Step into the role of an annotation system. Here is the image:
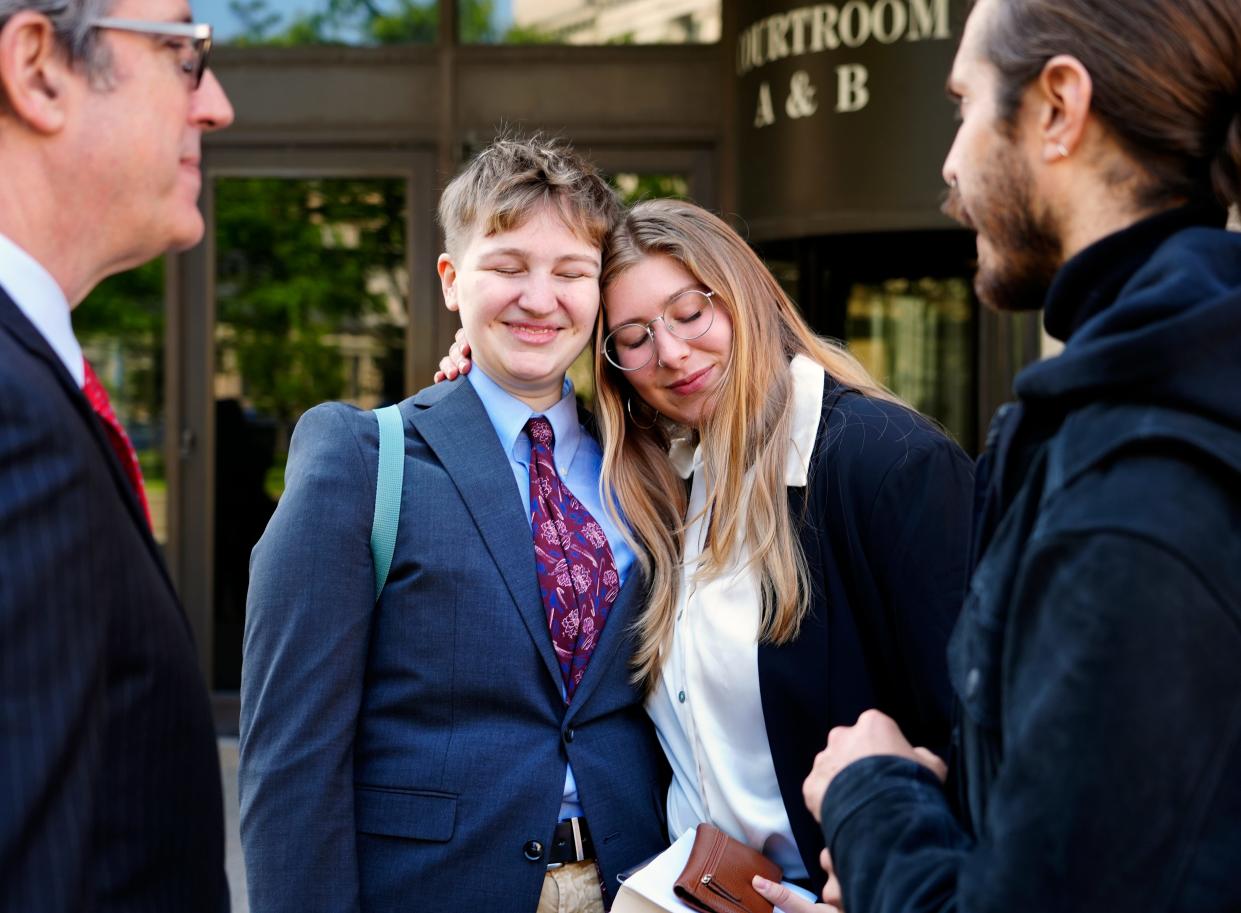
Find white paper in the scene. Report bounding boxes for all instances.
[620,829,819,912]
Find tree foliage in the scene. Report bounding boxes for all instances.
[214,177,407,425]
[228,0,560,45]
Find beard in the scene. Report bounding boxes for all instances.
[943,141,1063,313]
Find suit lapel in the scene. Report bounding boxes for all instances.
[0,289,177,600]
[410,380,563,689]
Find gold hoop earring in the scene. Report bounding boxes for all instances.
[627,396,658,431]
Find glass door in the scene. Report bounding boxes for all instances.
[210,175,411,689]
[170,148,443,701]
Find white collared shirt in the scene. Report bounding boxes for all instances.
[0,232,83,387]
[647,354,825,879]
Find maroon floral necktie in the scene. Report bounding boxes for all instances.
[527,417,620,702]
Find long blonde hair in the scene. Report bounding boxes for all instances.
[595,199,901,690]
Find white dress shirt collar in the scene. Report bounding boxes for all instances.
[0,232,84,387]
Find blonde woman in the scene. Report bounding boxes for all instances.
[439,199,972,909]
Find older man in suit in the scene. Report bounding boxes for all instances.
[240,136,669,913]
[0,0,233,911]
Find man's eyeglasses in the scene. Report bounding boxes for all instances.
[89,18,213,89]
[604,289,717,371]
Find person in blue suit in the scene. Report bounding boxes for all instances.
[240,136,669,913]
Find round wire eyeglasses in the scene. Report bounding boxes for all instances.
[603,289,716,371]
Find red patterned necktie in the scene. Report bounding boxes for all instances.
[82,359,152,529]
[527,417,620,702]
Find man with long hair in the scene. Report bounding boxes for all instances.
[801,0,1241,910]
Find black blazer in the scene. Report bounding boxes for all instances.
[758,377,974,891]
[0,289,227,912]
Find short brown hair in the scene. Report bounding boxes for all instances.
[437,133,620,257]
[982,0,1241,210]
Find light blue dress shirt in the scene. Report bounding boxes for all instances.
[467,365,635,822]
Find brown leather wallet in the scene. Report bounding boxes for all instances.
[672,823,784,913]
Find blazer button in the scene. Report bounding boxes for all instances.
[523,840,545,862]
[564,727,575,744]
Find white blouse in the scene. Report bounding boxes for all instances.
[646,354,825,879]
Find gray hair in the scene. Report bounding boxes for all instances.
[0,0,118,91]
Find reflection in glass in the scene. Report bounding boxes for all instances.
[212,177,408,688]
[196,0,436,45]
[845,277,975,446]
[77,260,169,545]
[465,0,719,44]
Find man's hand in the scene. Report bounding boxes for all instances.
[802,709,947,824]
[433,328,472,382]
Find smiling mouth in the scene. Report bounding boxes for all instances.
[506,322,561,343]
[668,365,713,394]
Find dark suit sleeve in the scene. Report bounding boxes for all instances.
[861,434,973,751]
[0,371,100,912]
[822,534,1241,913]
[240,403,378,913]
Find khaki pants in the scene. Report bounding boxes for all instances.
[536,861,605,913]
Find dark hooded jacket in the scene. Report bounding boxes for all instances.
[819,205,1241,913]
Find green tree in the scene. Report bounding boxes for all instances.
[214,177,407,426]
[227,0,561,46]
[76,260,164,422]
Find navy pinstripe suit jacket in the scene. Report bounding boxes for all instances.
[0,288,228,912]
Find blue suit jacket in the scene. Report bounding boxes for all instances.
[0,289,227,912]
[240,378,669,913]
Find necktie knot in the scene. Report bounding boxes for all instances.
[527,416,555,451]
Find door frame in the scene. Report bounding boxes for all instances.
[166,146,438,694]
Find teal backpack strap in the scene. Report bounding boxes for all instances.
[370,404,405,602]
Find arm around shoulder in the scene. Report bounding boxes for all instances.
[240,402,379,913]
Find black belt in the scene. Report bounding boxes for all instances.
[547,817,595,867]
